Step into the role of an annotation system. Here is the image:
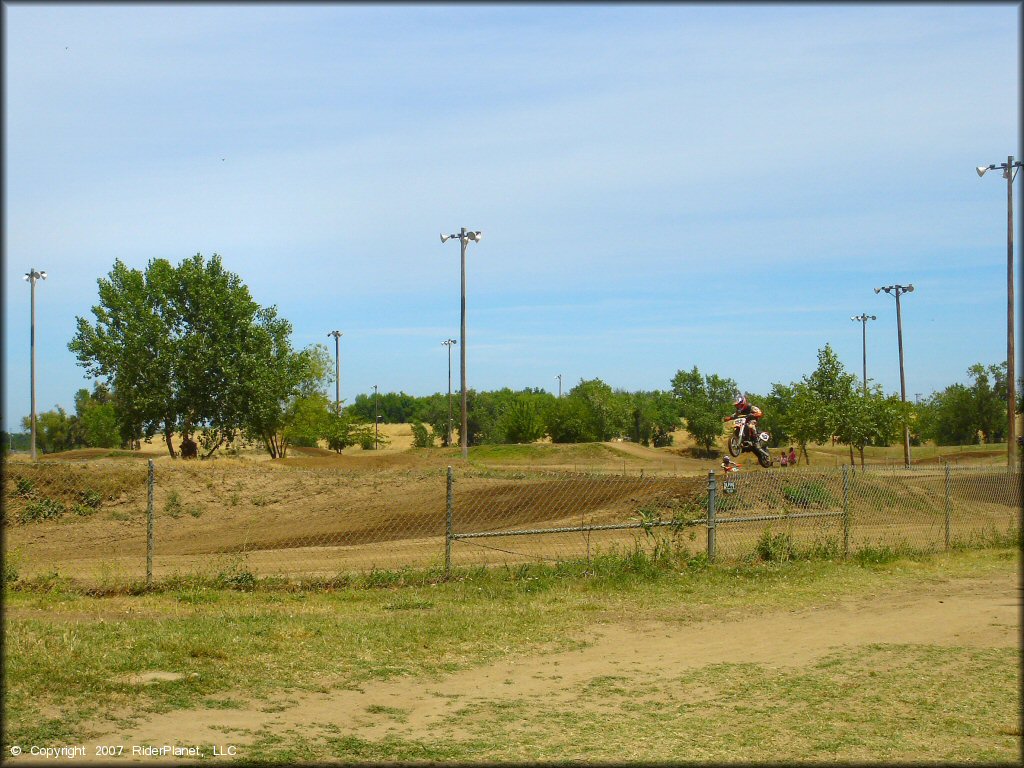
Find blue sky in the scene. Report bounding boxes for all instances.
[3,3,1020,428]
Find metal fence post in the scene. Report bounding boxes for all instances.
[944,463,951,551]
[706,470,716,563]
[147,459,154,587]
[445,466,453,577]
[842,464,850,559]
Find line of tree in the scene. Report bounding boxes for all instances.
[20,254,1021,461]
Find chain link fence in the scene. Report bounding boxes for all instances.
[3,459,1019,587]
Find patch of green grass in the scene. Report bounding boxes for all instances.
[364,703,409,721]
[201,697,246,710]
[853,541,925,566]
[164,490,183,518]
[247,732,468,764]
[437,645,1019,763]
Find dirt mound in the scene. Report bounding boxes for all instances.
[38,448,149,461]
[915,450,1004,465]
[288,446,339,458]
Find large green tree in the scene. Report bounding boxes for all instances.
[671,367,737,456]
[70,254,315,458]
[546,379,627,443]
[625,390,679,447]
[919,362,1008,446]
[21,407,76,454]
[73,383,120,448]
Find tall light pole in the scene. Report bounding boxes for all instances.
[373,384,379,451]
[556,374,562,399]
[977,156,1022,468]
[851,314,876,396]
[442,339,457,447]
[440,228,483,459]
[875,284,914,467]
[327,331,342,415]
[24,267,47,460]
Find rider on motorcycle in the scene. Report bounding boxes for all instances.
[724,395,763,447]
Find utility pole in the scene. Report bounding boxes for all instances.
[24,268,46,460]
[443,339,457,447]
[976,156,1022,468]
[556,373,562,399]
[875,284,914,468]
[373,384,379,451]
[851,314,876,396]
[440,228,482,459]
[328,331,342,415]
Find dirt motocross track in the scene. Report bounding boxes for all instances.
[4,456,709,582]
[4,434,1017,584]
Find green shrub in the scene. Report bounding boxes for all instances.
[783,481,835,508]
[410,423,434,448]
[754,529,795,562]
[19,498,66,524]
[15,477,36,497]
[79,489,102,509]
[3,549,22,583]
[804,537,842,560]
[854,542,920,565]
[165,490,183,518]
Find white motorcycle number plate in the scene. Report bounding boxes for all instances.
[734,418,746,426]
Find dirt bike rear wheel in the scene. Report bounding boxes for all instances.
[728,433,742,457]
[757,448,772,468]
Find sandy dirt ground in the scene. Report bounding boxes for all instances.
[29,568,1017,763]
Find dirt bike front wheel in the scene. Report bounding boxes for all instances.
[728,433,743,457]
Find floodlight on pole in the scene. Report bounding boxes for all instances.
[24,267,47,461]
[976,155,1022,468]
[440,227,483,460]
[556,374,562,399]
[328,331,342,415]
[851,314,876,396]
[875,284,914,467]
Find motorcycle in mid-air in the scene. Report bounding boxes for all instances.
[725,416,772,468]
